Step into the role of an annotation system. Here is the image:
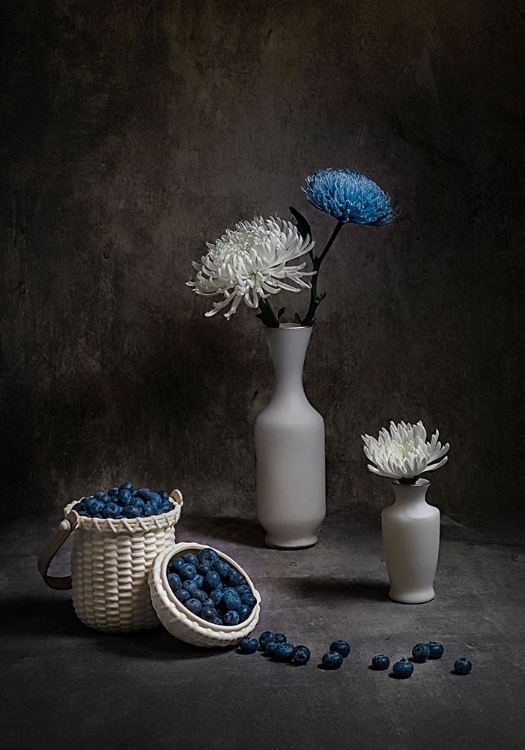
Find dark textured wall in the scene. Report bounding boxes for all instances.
[2,0,524,521]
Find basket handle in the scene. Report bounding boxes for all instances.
[38,510,79,590]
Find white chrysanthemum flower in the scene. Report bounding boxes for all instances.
[362,421,450,482]
[187,216,315,320]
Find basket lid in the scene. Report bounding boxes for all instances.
[148,542,261,647]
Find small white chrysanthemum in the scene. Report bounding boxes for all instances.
[187,216,315,320]
[362,421,449,482]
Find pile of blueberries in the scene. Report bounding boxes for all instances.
[72,483,174,519]
[240,634,473,676]
[167,548,257,627]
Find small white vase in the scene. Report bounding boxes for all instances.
[255,323,326,549]
[382,479,440,604]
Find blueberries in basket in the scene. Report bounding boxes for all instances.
[241,592,257,609]
[119,482,135,493]
[159,490,170,499]
[183,553,199,568]
[118,488,133,505]
[204,571,221,592]
[223,610,240,626]
[185,598,203,615]
[209,589,223,606]
[86,498,105,515]
[226,568,242,588]
[200,606,219,623]
[291,646,311,665]
[175,589,191,603]
[95,492,110,502]
[220,588,242,613]
[412,643,431,662]
[193,574,205,589]
[392,659,414,678]
[122,505,142,519]
[167,574,182,591]
[194,589,208,603]
[198,548,219,567]
[322,652,344,670]
[142,503,154,517]
[428,642,444,659]
[453,658,472,675]
[274,643,295,662]
[183,580,199,595]
[212,560,229,579]
[181,564,197,581]
[239,638,259,654]
[330,640,351,658]
[238,604,252,623]
[213,616,224,625]
[236,584,252,597]
[197,562,212,576]
[371,654,390,671]
[102,502,120,519]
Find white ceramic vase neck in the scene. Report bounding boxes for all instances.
[255,324,326,549]
[382,479,440,604]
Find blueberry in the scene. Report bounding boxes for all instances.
[453,658,472,675]
[170,558,185,574]
[180,563,197,581]
[142,503,154,517]
[371,654,390,671]
[92,513,103,518]
[78,510,90,517]
[159,490,170,499]
[259,631,275,649]
[95,492,110,503]
[330,640,351,658]
[291,646,311,665]
[273,633,287,644]
[200,606,219,623]
[197,562,212,576]
[167,573,182,591]
[202,596,214,608]
[136,488,152,500]
[175,589,190,603]
[102,502,120,519]
[72,502,85,513]
[148,492,162,507]
[86,498,105,515]
[226,569,242,587]
[183,580,199,595]
[119,482,135,493]
[241,593,257,609]
[274,643,294,661]
[204,571,221,592]
[117,489,133,506]
[322,652,343,670]
[428,642,444,659]
[220,588,242,613]
[392,659,414,678]
[159,501,173,514]
[198,548,219,567]
[236,585,252,597]
[212,560,230,579]
[194,589,208,603]
[132,498,144,509]
[209,589,223,606]
[185,598,202,615]
[122,505,141,518]
[412,643,431,662]
[107,486,119,496]
[213,616,224,625]
[238,604,252,623]
[239,638,259,654]
[183,552,197,567]
[223,610,240,626]
[237,575,247,586]
[193,574,204,589]
[265,641,279,656]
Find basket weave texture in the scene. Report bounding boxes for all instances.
[149,543,261,647]
[64,494,182,633]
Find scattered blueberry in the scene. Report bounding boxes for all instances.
[239,638,259,654]
[371,655,390,671]
[259,632,276,649]
[412,643,431,662]
[453,658,472,675]
[273,633,287,644]
[322,652,343,670]
[274,643,295,661]
[291,646,310,665]
[329,640,351,658]
[392,659,414,678]
[428,642,444,659]
[265,642,279,656]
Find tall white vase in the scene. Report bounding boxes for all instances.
[382,479,440,604]
[255,323,325,549]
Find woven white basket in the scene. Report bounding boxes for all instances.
[38,490,183,633]
[149,543,261,647]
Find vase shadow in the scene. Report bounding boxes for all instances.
[177,515,267,550]
[280,576,390,601]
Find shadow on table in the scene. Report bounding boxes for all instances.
[177,516,267,549]
[280,576,390,601]
[0,595,225,660]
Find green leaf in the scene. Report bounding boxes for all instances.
[277,306,286,320]
[289,206,312,241]
[293,312,303,324]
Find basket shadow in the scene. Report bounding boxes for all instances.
[280,576,390,601]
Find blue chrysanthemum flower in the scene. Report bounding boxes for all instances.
[303,168,395,226]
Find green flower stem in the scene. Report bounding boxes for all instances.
[258,297,280,328]
[301,220,344,326]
